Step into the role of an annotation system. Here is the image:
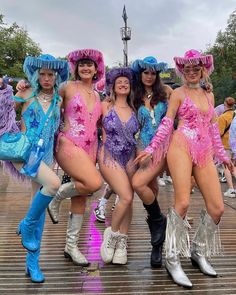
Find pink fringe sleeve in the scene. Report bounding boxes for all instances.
[209,122,229,164]
[145,116,174,164]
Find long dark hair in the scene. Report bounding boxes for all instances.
[133,70,167,111]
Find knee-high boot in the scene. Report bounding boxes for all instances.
[26,211,45,283]
[165,208,192,288]
[191,209,222,277]
[17,190,53,251]
[47,182,78,224]
[143,199,166,268]
[64,212,89,266]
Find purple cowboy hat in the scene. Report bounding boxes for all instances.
[67,48,105,82]
[174,49,214,77]
[105,67,133,95]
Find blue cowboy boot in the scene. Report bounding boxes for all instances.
[26,210,45,283]
[17,190,53,251]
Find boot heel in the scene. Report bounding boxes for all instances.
[190,257,198,268]
[16,224,21,236]
[64,251,71,259]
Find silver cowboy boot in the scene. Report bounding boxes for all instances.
[191,209,222,277]
[165,208,192,288]
[47,181,78,224]
[64,212,89,266]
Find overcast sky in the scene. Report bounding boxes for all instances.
[1,0,235,67]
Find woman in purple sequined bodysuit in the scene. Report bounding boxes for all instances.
[99,68,139,265]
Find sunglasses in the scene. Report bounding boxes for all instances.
[183,66,202,74]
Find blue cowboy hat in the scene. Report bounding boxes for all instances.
[132,56,167,73]
[23,54,69,83]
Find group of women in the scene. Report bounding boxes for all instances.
[0,47,231,288]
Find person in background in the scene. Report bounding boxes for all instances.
[218,97,236,198]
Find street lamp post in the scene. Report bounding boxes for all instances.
[120,5,131,66]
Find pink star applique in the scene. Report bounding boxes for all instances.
[75,117,84,124]
[85,139,91,146]
[74,104,82,113]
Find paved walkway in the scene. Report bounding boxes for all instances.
[0,169,236,294]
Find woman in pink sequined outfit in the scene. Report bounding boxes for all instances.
[135,49,233,288]
[47,49,105,267]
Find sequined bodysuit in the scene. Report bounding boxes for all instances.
[61,91,102,161]
[173,94,215,166]
[22,99,60,166]
[137,101,167,149]
[101,107,139,168]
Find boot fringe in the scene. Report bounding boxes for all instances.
[165,208,191,258]
[192,209,222,257]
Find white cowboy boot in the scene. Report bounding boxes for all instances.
[47,182,78,224]
[64,213,89,266]
[165,208,192,288]
[191,209,221,277]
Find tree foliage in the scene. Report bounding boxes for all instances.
[207,10,236,104]
[0,14,41,78]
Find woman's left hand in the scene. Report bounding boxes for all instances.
[224,160,234,173]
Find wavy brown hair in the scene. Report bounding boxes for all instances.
[133,70,167,111]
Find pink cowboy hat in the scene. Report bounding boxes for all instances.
[174,49,214,76]
[67,48,105,82]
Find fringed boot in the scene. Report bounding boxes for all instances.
[191,209,222,277]
[47,182,78,224]
[64,212,89,266]
[165,208,192,288]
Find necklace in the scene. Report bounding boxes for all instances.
[37,91,53,103]
[115,104,129,108]
[145,91,153,100]
[81,85,94,95]
[186,83,200,89]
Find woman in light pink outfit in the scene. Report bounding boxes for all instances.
[135,49,233,288]
[48,49,105,267]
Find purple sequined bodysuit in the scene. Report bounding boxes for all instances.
[101,107,139,168]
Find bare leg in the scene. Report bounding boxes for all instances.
[56,136,102,194]
[193,161,224,223]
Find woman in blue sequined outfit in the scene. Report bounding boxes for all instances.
[131,56,172,268]
[2,54,68,283]
[98,67,139,265]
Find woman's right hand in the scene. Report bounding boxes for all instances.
[16,80,30,92]
[133,151,152,166]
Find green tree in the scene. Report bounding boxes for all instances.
[207,10,236,104]
[0,14,41,78]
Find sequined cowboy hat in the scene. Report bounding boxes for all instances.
[131,56,168,73]
[67,48,105,82]
[105,67,133,95]
[174,49,214,77]
[23,54,69,83]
